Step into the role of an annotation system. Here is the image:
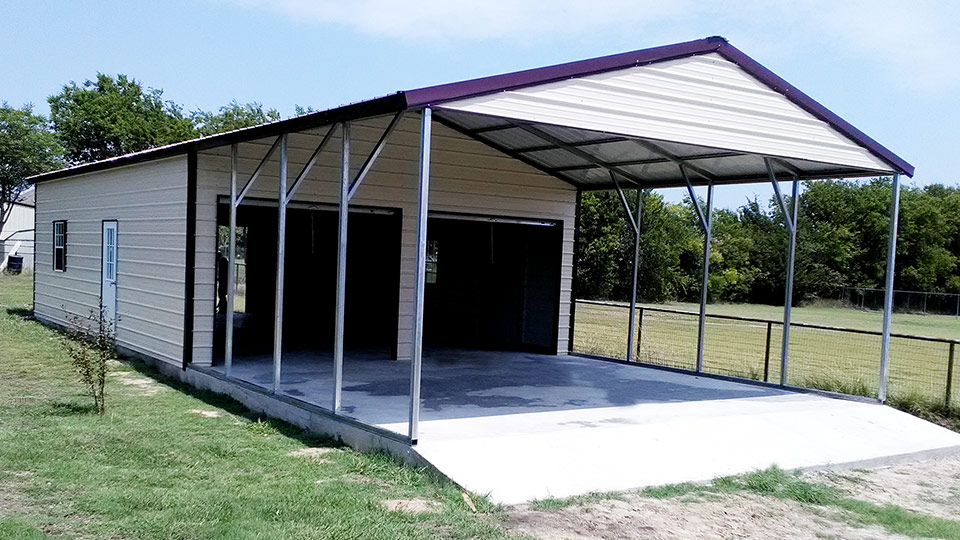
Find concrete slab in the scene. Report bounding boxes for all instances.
[212,349,960,503]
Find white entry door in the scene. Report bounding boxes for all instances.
[101,221,118,329]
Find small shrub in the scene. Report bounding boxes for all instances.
[61,308,116,415]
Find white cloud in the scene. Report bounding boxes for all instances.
[222,0,960,92]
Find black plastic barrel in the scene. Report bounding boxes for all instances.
[5,255,23,274]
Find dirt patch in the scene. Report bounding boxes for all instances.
[189,409,223,418]
[0,482,31,517]
[382,498,440,514]
[288,447,339,462]
[508,456,960,539]
[812,456,960,522]
[111,373,161,396]
[344,474,392,488]
[509,492,905,540]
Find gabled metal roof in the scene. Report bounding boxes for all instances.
[30,36,912,186]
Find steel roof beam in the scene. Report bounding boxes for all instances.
[432,113,585,189]
[551,151,744,172]
[347,111,405,200]
[630,138,722,184]
[509,121,646,186]
[511,136,630,154]
[236,135,283,205]
[287,124,339,201]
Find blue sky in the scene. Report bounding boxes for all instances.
[2,1,957,208]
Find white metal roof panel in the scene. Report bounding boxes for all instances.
[438,53,894,173]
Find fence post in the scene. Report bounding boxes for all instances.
[763,322,773,382]
[947,343,956,409]
[635,307,644,360]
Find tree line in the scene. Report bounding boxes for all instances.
[1,73,308,239]
[577,179,960,306]
[2,72,958,303]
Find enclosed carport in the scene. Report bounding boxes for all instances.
[32,36,959,503]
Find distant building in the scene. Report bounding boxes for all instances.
[1,189,35,270]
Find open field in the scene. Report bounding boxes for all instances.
[574,300,960,407]
[663,300,960,340]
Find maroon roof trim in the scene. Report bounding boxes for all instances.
[30,36,912,183]
[404,37,724,108]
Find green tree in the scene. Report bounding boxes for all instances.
[0,102,62,240]
[192,100,282,136]
[48,73,196,164]
[576,191,629,299]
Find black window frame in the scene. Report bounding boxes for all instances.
[53,220,67,272]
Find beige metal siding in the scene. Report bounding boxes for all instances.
[438,53,893,173]
[194,114,576,364]
[34,157,188,365]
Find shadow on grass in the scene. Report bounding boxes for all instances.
[113,354,475,502]
[118,355,342,450]
[46,401,97,416]
[4,306,33,319]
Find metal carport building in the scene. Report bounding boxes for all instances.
[33,36,957,502]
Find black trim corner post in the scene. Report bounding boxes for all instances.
[878,174,902,403]
[272,134,289,393]
[182,150,198,370]
[409,108,432,443]
[568,189,582,354]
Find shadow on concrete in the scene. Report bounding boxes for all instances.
[212,347,788,429]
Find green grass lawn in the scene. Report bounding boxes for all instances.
[0,272,513,539]
[574,300,960,407]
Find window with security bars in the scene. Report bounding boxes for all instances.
[53,221,67,271]
[104,226,116,281]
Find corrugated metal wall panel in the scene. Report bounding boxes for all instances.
[34,156,188,366]
[194,114,577,364]
[439,53,893,173]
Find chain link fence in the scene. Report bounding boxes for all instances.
[573,300,959,408]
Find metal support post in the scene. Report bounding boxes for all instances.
[333,124,350,412]
[695,182,714,373]
[409,108,432,442]
[879,174,901,403]
[681,165,712,373]
[946,343,955,408]
[225,144,237,377]
[611,173,642,362]
[627,190,642,362]
[272,134,289,393]
[766,159,799,386]
[780,178,799,386]
[763,321,773,382]
[635,307,644,358]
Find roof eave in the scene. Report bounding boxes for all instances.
[28,93,409,183]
